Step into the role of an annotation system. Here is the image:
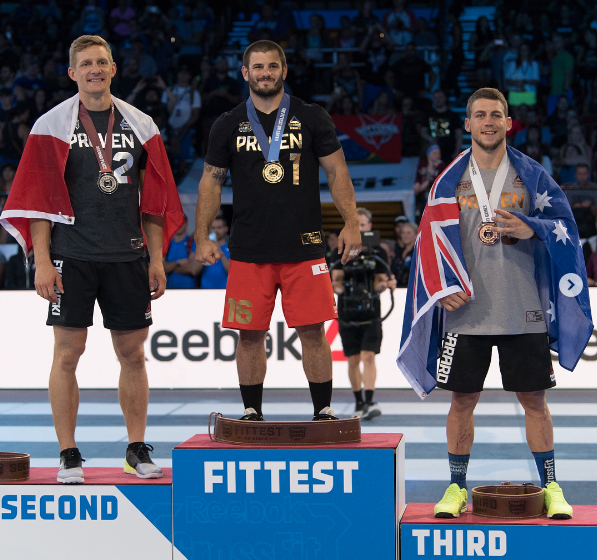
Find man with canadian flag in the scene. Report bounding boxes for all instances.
[0,35,184,484]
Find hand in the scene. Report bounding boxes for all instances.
[34,261,63,303]
[148,260,167,300]
[492,209,534,239]
[154,75,167,90]
[337,222,361,265]
[195,239,222,266]
[439,291,470,311]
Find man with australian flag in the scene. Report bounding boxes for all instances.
[397,88,593,520]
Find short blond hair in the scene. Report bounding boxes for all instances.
[69,35,113,70]
[356,207,372,223]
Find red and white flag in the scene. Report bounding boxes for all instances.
[0,93,184,255]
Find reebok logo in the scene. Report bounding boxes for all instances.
[437,333,458,383]
[312,263,328,276]
[51,260,63,316]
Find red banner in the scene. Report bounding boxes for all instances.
[332,114,402,163]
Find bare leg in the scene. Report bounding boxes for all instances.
[347,354,362,392]
[296,322,332,382]
[49,327,87,451]
[361,350,377,391]
[516,390,554,452]
[446,392,481,455]
[112,328,149,444]
[237,329,268,385]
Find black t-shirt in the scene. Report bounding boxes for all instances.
[205,96,341,263]
[426,109,462,162]
[51,107,148,262]
[203,75,241,116]
[392,57,432,97]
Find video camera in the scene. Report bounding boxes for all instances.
[331,231,394,325]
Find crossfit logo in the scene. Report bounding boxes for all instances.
[51,260,64,316]
[437,333,458,383]
[544,457,555,485]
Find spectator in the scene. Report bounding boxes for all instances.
[360,23,394,87]
[327,94,359,116]
[443,11,464,99]
[562,124,593,168]
[285,55,314,104]
[0,103,30,166]
[561,164,597,239]
[248,3,288,44]
[0,88,14,126]
[469,16,495,86]
[520,125,553,175]
[413,144,446,222]
[0,64,16,91]
[386,18,413,51]
[41,58,59,95]
[545,95,570,149]
[393,215,409,255]
[79,0,105,35]
[30,89,49,123]
[368,91,396,115]
[336,15,357,49]
[413,17,439,48]
[513,107,552,147]
[12,60,46,100]
[392,222,418,286]
[123,36,158,80]
[139,1,171,37]
[422,90,463,163]
[116,57,143,100]
[173,2,205,47]
[400,96,424,157]
[110,0,136,41]
[352,1,381,42]
[46,69,77,107]
[200,217,230,289]
[383,0,418,34]
[391,42,436,101]
[330,53,362,109]
[164,215,201,289]
[126,75,168,112]
[549,33,574,112]
[504,43,540,107]
[201,57,241,119]
[325,229,340,267]
[577,29,597,97]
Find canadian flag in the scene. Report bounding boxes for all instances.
[0,94,184,255]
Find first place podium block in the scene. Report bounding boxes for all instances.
[172,433,405,560]
[400,503,597,559]
[0,468,174,559]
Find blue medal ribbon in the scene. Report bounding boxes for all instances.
[246,93,290,162]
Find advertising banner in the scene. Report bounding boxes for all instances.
[1,290,596,390]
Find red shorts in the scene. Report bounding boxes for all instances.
[223,258,338,330]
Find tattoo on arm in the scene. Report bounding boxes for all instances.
[204,163,228,186]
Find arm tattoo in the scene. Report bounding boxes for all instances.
[204,163,228,187]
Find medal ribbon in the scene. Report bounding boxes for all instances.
[469,152,509,224]
[78,101,115,173]
[246,93,290,162]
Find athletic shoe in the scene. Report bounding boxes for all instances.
[362,403,382,420]
[313,406,338,420]
[57,447,85,484]
[434,483,468,518]
[124,442,163,479]
[544,481,573,519]
[239,407,264,421]
[353,403,367,418]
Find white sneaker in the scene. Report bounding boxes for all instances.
[362,403,382,420]
[313,406,338,420]
[57,448,85,484]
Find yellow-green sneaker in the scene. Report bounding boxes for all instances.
[544,481,573,519]
[434,483,468,518]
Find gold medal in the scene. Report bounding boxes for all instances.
[478,222,499,245]
[263,161,284,183]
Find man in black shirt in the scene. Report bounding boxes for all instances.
[195,40,361,421]
[422,89,463,162]
[4,35,183,484]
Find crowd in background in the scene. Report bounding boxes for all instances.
[1,0,597,289]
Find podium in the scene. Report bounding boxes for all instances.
[400,503,597,559]
[0,468,173,558]
[172,433,405,560]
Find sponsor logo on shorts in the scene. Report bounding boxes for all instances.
[51,260,63,316]
[437,332,458,384]
[526,310,544,322]
[145,304,152,320]
[456,180,472,192]
[239,122,252,133]
[312,263,329,276]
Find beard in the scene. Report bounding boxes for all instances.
[472,130,506,153]
[248,74,284,99]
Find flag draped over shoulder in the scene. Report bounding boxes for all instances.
[397,146,593,399]
[0,94,184,256]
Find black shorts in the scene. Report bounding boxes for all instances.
[46,254,153,331]
[338,319,383,357]
[436,332,555,393]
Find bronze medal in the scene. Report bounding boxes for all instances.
[263,161,284,183]
[478,222,499,245]
[98,171,118,194]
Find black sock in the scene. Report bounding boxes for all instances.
[239,383,264,415]
[365,390,374,404]
[309,380,333,415]
[354,390,364,407]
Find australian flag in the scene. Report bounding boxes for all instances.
[397,146,593,399]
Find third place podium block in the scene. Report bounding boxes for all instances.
[172,433,405,560]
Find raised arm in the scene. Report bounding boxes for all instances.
[194,162,227,265]
[319,148,361,264]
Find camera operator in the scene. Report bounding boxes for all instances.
[331,208,396,419]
